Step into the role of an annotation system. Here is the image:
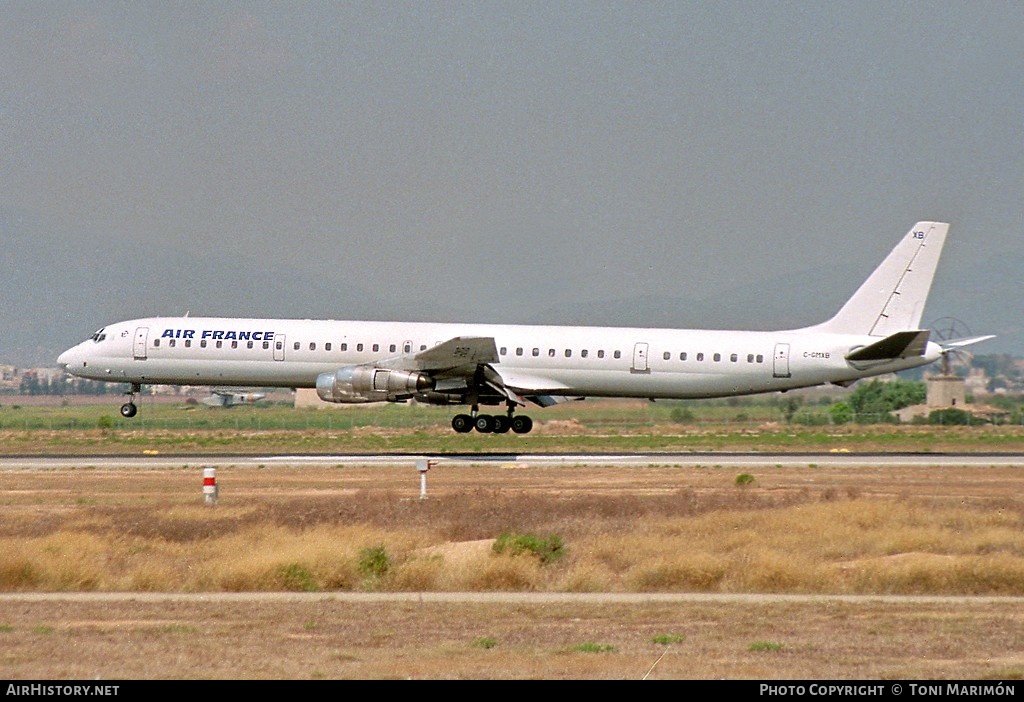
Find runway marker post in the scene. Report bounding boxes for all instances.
[416,459,436,500]
[203,467,218,505]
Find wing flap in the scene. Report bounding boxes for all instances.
[495,370,572,394]
[480,367,575,408]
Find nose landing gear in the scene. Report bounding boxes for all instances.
[120,383,141,418]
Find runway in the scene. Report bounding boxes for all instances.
[3,450,1024,470]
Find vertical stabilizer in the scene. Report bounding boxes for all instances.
[808,222,949,336]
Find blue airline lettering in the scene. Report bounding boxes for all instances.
[161,329,274,341]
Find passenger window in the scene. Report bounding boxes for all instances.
[516,347,524,356]
[390,344,396,353]
[581,349,588,358]
[532,348,540,357]
[747,354,754,363]
[169,339,176,348]
[153,339,160,347]
[325,343,332,351]
[357,343,363,352]
[680,352,687,361]
[696,352,704,361]
[216,340,223,349]
[201,340,207,348]
[500,347,507,355]
[756,354,764,363]
[309,343,316,351]
[730,353,738,362]
[713,353,721,362]
[663,351,670,361]
[372,344,379,352]
[597,350,605,359]
[185,340,191,348]
[293,342,300,351]
[247,341,254,349]
[341,343,347,351]
[263,341,270,350]
[548,349,555,357]
[231,341,237,349]
[614,350,621,359]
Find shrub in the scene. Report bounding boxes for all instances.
[275,563,318,592]
[928,408,974,425]
[735,473,755,487]
[652,634,686,645]
[358,544,392,578]
[670,407,695,423]
[492,532,564,565]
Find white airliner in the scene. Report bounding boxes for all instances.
[57,221,993,434]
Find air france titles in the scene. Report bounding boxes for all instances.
[160,329,276,341]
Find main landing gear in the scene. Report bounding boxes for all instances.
[451,404,534,434]
[120,383,141,418]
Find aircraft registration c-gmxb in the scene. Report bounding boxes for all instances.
[58,221,994,434]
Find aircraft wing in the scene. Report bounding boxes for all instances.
[376,336,577,408]
[380,336,499,373]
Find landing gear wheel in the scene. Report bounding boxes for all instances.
[474,414,496,433]
[492,415,511,434]
[451,414,474,433]
[511,415,533,434]
[121,383,142,419]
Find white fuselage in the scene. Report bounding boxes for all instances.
[57,316,943,400]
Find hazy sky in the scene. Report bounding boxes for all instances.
[1,2,1022,365]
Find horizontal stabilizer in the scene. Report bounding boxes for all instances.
[845,330,931,362]
[939,334,996,351]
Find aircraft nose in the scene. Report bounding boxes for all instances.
[57,345,83,370]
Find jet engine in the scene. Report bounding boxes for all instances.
[316,366,434,403]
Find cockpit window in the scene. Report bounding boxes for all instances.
[91,328,107,343]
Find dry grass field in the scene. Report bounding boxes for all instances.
[1,452,1024,680]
